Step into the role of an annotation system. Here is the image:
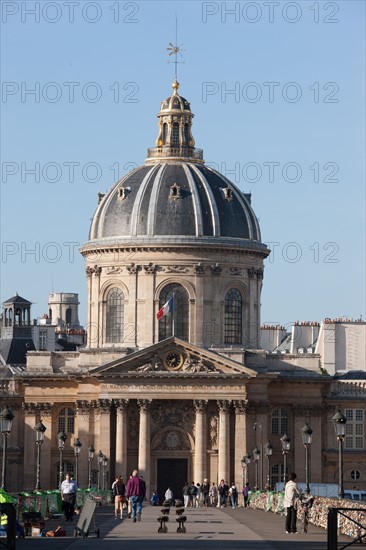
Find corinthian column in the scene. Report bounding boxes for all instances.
[217,400,230,483]
[115,400,129,481]
[138,399,152,497]
[233,400,247,491]
[194,400,207,483]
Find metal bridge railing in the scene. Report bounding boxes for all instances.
[327,507,366,550]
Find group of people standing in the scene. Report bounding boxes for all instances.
[181,480,249,509]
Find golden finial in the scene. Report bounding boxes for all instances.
[172,80,180,94]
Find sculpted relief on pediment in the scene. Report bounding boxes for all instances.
[135,352,220,374]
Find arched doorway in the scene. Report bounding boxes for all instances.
[151,427,192,504]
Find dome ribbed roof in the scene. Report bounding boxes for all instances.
[85,81,267,254]
[89,163,263,246]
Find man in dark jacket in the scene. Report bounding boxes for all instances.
[125,469,146,523]
[218,479,229,508]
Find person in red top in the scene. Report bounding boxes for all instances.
[125,469,146,523]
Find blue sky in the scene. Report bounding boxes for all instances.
[1,0,365,327]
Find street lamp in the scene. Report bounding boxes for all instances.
[57,430,67,486]
[241,452,251,488]
[280,434,291,484]
[73,438,82,485]
[252,447,260,490]
[34,420,47,491]
[0,406,14,490]
[264,441,273,490]
[88,445,95,489]
[97,450,103,490]
[301,423,313,495]
[102,455,108,490]
[332,410,347,499]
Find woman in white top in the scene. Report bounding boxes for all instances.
[284,472,300,534]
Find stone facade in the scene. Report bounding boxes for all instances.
[1,79,365,498]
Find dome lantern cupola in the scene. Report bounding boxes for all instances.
[146,80,204,164]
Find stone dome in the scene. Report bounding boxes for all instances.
[86,80,267,255]
[89,163,263,247]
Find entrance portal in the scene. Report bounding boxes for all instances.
[157,458,188,505]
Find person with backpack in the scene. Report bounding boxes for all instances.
[201,479,210,508]
[189,481,197,507]
[112,475,125,519]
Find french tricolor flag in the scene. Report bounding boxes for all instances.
[156,297,173,320]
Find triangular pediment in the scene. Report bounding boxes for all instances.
[89,338,257,378]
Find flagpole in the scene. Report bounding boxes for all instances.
[172,293,175,337]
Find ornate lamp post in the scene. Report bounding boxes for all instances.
[73,438,82,484]
[97,450,103,490]
[102,455,108,490]
[34,420,47,491]
[252,447,260,490]
[241,452,251,488]
[301,423,313,494]
[264,441,274,490]
[57,430,67,486]
[280,434,291,484]
[0,405,14,490]
[332,410,347,499]
[87,445,95,489]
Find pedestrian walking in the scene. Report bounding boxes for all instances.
[60,472,78,521]
[209,482,218,507]
[229,483,238,508]
[112,475,125,519]
[125,469,146,523]
[243,482,250,508]
[188,481,197,507]
[182,482,190,508]
[218,479,229,508]
[201,479,210,508]
[284,472,301,534]
[164,487,174,506]
[195,483,201,507]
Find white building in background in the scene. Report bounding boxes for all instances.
[260,319,366,375]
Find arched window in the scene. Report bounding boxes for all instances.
[158,283,189,341]
[106,288,124,343]
[162,123,168,144]
[172,123,179,146]
[66,307,72,325]
[184,123,190,144]
[271,409,288,435]
[224,288,242,344]
[58,407,75,434]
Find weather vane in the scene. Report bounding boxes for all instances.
[167,17,185,81]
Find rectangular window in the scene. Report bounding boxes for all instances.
[58,418,66,433]
[344,409,364,449]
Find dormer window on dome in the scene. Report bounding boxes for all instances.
[169,183,181,200]
[146,80,204,164]
[221,187,233,202]
[117,186,131,201]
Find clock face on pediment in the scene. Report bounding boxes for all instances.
[163,349,185,371]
